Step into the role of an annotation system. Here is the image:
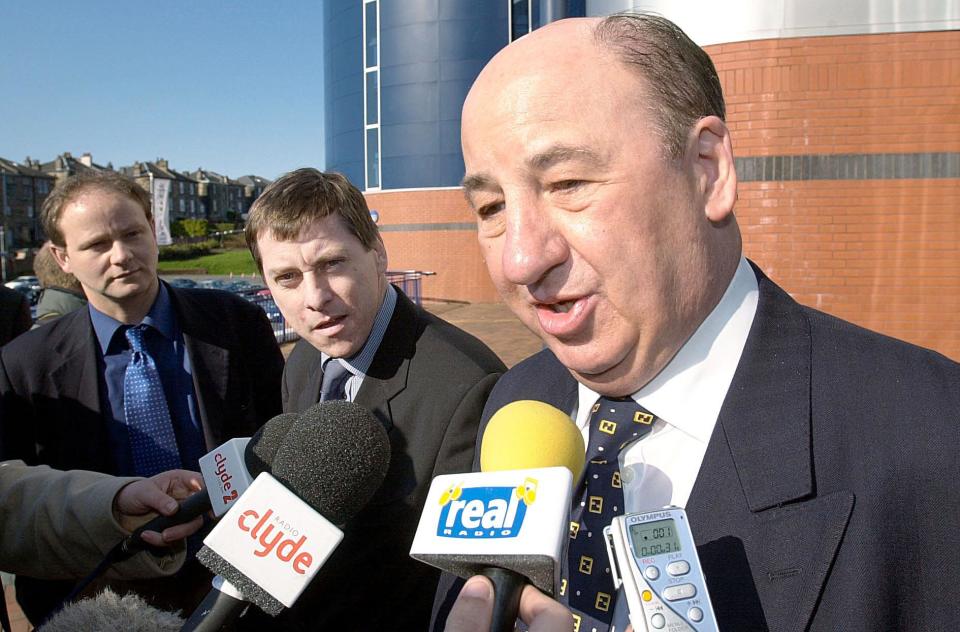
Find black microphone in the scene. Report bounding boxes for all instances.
[116,412,300,561]
[182,401,391,630]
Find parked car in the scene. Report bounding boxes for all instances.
[4,275,39,291]
[167,278,198,289]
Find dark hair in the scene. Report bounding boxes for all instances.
[594,13,726,159]
[245,169,380,273]
[40,171,152,247]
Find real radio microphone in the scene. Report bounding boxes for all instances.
[186,400,391,628]
[411,400,584,632]
[116,411,301,561]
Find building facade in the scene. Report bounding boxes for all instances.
[0,157,55,247]
[323,0,960,361]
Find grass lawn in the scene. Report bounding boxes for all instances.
[157,248,259,276]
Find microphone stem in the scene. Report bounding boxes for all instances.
[179,588,247,632]
[481,567,525,632]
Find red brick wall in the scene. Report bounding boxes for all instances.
[707,30,960,360]
[364,189,500,302]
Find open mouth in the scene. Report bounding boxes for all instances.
[546,300,577,313]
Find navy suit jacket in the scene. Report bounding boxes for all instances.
[243,288,506,631]
[0,283,284,471]
[435,263,960,631]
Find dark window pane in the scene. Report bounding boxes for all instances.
[365,1,378,68]
[366,129,380,189]
[366,71,378,125]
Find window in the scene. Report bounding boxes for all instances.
[363,0,381,190]
[179,182,184,195]
[366,128,380,190]
[179,199,185,214]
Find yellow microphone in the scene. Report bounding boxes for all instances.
[480,400,585,480]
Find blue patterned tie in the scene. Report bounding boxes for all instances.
[563,397,656,632]
[320,358,351,401]
[124,325,182,476]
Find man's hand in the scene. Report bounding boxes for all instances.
[113,469,204,548]
[444,576,574,632]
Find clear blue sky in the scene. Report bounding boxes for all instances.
[0,2,325,181]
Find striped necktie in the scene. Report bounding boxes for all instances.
[563,396,656,632]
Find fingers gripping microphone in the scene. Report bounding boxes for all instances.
[186,401,391,628]
[115,412,300,561]
[411,400,585,632]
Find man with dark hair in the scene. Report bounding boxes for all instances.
[434,14,960,632]
[33,240,87,326]
[0,170,284,623]
[241,168,506,630]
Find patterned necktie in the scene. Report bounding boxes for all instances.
[563,396,656,632]
[124,325,182,477]
[320,358,351,401]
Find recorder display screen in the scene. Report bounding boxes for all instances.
[629,518,682,557]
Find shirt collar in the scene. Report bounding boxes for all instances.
[575,256,759,444]
[321,283,397,378]
[89,281,176,354]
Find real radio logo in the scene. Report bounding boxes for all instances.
[436,476,538,539]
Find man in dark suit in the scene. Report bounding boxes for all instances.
[241,168,506,630]
[0,284,32,345]
[0,171,283,623]
[435,14,960,632]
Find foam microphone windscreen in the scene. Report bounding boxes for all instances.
[244,412,301,476]
[270,400,391,525]
[197,401,392,615]
[480,400,585,479]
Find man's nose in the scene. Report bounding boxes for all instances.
[500,196,568,287]
[110,241,132,265]
[303,274,331,311]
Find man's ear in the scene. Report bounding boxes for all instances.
[50,244,71,273]
[373,237,388,274]
[691,116,737,224]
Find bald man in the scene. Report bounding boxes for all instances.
[434,14,960,632]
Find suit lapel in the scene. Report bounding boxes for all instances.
[169,287,230,449]
[687,264,853,632]
[50,309,101,415]
[354,289,420,433]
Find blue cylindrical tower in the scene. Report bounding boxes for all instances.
[323,0,509,190]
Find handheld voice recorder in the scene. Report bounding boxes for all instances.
[603,507,718,631]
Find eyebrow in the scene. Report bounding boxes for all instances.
[528,145,607,171]
[461,144,608,195]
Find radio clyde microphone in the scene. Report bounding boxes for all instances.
[184,400,391,629]
[410,400,585,632]
[115,412,301,561]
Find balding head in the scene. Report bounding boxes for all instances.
[461,15,740,395]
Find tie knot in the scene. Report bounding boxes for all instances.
[320,359,352,401]
[587,396,656,455]
[125,325,149,352]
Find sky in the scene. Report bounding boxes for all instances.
[0,2,326,181]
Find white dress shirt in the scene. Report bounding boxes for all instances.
[573,257,759,513]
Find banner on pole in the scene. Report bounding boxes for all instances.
[153,178,173,246]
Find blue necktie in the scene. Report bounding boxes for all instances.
[320,358,351,401]
[563,396,656,632]
[124,325,182,476]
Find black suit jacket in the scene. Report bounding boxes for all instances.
[434,264,960,631]
[251,288,505,631]
[0,283,284,470]
[0,285,32,347]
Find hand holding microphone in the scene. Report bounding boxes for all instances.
[411,400,585,632]
[113,469,204,548]
[445,576,575,632]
